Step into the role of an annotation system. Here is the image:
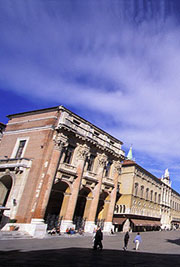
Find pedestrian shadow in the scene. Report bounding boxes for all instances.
[0,247,180,267]
[166,238,180,246]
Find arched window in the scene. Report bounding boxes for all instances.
[146,188,149,200]
[150,190,153,201]
[119,205,122,213]
[134,183,138,197]
[154,192,157,203]
[158,194,161,204]
[140,186,144,198]
[114,205,119,213]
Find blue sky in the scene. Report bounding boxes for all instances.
[1,0,180,192]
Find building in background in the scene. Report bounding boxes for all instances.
[114,149,180,232]
[0,106,124,237]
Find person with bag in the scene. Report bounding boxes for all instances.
[134,232,142,251]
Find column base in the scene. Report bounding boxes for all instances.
[103,222,114,233]
[84,221,96,233]
[30,218,47,238]
[60,220,75,232]
[31,218,45,224]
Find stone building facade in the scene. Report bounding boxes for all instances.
[114,160,180,231]
[0,122,6,144]
[1,105,180,236]
[0,106,125,236]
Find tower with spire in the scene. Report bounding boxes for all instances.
[126,146,135,162]
[161,168,171,187]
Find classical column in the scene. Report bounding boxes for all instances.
[32,132,68,222]
[59,191,71,219]
[60,143,89,231]
[83,195,93,219]
[104,161,121,232]
[84,153,107,232]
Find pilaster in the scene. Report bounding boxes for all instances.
[85,153,107,224]
[63,144,90,222]
[32,132,68,220]
[105,161,121,223]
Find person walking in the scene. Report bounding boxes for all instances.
[123,231,130,250]
[93,227,103,250]
[134,232,142,251]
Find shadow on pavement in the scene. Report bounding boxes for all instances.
[0,247,180,267]
[166,238,180,246]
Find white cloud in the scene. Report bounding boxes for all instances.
[1,0,180,189]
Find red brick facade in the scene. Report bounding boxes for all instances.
[0,106,124,234]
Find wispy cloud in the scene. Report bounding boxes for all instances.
[1,0,180,189]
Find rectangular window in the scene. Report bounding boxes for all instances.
[73,119,80,125]
[63,145,75,164]
[158,194,161,204]
[87,154,95,171]
[141,186,144,198]
[105,161,112,177]
[15,140,26,158]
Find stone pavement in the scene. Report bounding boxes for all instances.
[0,231,180,266]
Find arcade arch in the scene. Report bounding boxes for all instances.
[0,175,13,206]
[44,180,70,229]
[96,191,110,228]
[73,187,92,229]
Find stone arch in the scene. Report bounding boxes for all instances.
[44,180,70,229]
[73,187,92,229]
[96,191,110,221]
[0,174,13,207]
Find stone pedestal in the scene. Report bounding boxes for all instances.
[30,218,47,238]
[1,219,47,238]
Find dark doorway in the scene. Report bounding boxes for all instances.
[44,181,69,230]
[73,187,90,230]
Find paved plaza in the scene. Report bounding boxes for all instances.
[0,231,180,266]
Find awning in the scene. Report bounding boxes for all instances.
[153,221,161,226]
[131,219,160,226]
[113,218,126,224]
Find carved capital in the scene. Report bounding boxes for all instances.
[54,133,68,150]
[97,153,107,167]
[76,144,90,161]
[113,160,122,175]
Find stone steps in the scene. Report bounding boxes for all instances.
[0,231,33,240]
